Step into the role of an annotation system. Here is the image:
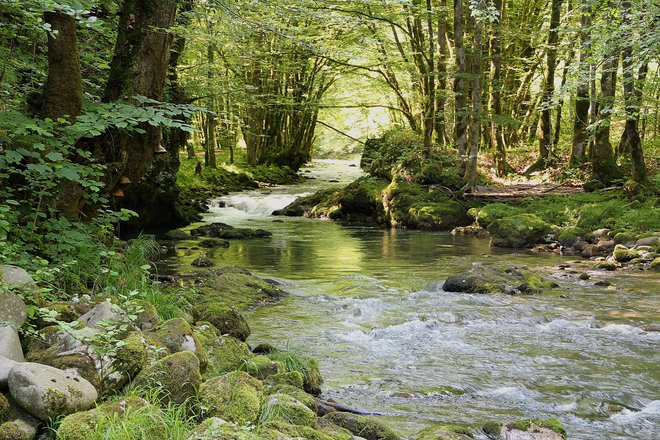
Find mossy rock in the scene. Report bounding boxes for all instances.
[504,418,566,440]
[650,257,660,271]
[612,244,642,263]
[613,232,636,245]
[480,421,502,437]
[190,222,272,239]
[244,356,285,380]
[557,226,585,247]
[188,417,259,440]
[260,393,317,427]
[114,332,149,379]
[164,229,191,240]
[197,271,286,312]
[488,214,552,248]
[132,300,160,331]
[56,396,153,440]
[321,412,401,440]
[199,238,230,248]
[25,348,102,392]
[133,351,202,405]
[199,371,263,425]
[195,302,251,341]
[315,417,355,440]
[261,421,335,440]
[0,395,9,422]
[264,384,316,412]
[443,264,556,295]
[205,336,253,375]
[264,371,305,389]
[147,317,207,368]
[596,261,617,271]
[415,424,473,439]
[265,350,323,396]
[0,421,31,440]
[468,204,517,229]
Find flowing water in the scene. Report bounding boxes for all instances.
[161,160,659,439]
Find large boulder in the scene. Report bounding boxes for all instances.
[198,371,263,425]
[0,292,27,329]
[260,393,317,427]
[0,327,23,362]
[321,412,400,440]
[0,357,19,390]
[443,264,556,295]
[8,363,97,421]
[190,222,272,239]
[488,214,552,248]
[612,244,642,263]
[415,425,472,440]
[194,323,253,376]
[0,266,34,289]
[195,303,251,342]
[78,300,131,332]
[188,417,259,440]
[0,395,40,440]
[132,351,202,405]
[147,318,207,368]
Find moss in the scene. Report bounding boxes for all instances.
[488,214,552,248]
[199,371,263,425]
[443,264,555,295]
[197,271,286,312]
[613,244,642,263]
[205,335,253,376]
[321,412,400,440]
[613,232,636,245]
[132,300,160,330]
[264,371,305,389]
[163,229,191,240]
[596,261,617,271]
[114,332,149,378]
[261,421,335,440]
[536,418,567,438]
[189,417,258,440]
[195,302,251,342]
[265,384,316,412]
[147,317,207,367]
[260,393,317,427]
[415,425,473,440]
[0,394,9,422]
[651,257,660,271]
[265,350,323,396]
[132,351,202,405]
[507,420,531,432]
[0,422,31,440]
[315,417,355,440]
[480,421,502,437]
[244,356,285,380]
[468,203,516,228]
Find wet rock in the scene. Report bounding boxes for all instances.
[500,418,566,440]
[488,214,552,248]
[190,222,272,239]
[443,264,555,295]
[0,327,23,363]
[651,257,660,271]
[613,244,641,263]
[321,412,400,440]
[192,257,214,267]
[199,371,263,425]
[572,240,589,252]
[0,266,34,289]
[636,236,659,247]
[578,273,590,280]
[133,351,202,405]
[595,239,615,253]
[594,280,612,287]
[0,292,27,329]
[596,261,617,271]
[8,362,97,421]
[199,238,230,248]
[163,229,191,240]
[415,425,472,440]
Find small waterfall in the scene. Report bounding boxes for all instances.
[217,193,308,217]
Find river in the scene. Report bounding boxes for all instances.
[160,160,659,439]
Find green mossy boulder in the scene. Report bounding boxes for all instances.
[415,424,473,439]
[443,264,556,295]
[190,222,272,239]
[199,371,263,425]
[265,350,323,396]
[244,356,285,380]
[206,337,253,375]
[147,318,207,368]
[113,332,149,380]
[132,351,202,405]
[264,384,316,412]
[488,214,552,248]
[272,188,339,217]
[188,417,259,440]
[321,412,401,440]
[0,422,31,440]
[196,270,286,312]
[596,261,617,271]
[264,371,305,389]
[468,204,516,229]
[503,418,566,440]
[613,232,636,245]
[132,300,160,331]
[199,238,230,248]
[195,302,251,341]
[0,394,9,422]
[164,229,191,240]
[650,257,660,271]
[261,421,335,440]
[56,397,153,440]
[612,244,642,263]
[260,393,317,427]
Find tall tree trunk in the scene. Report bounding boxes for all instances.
[102,0,177,191]
[571,3,591,166]
[618,0,647,182]
[205,46,217,169]
[423,0,435,156]
[42,11,82,121]
[464,8,482,190]
[454,0,469,163]
[489,0,508,176]
[434,1,449,147]
[529,0,562,174]
[592,53,622,184]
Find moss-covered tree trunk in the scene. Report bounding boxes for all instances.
[42,11,82,121]
[592,53,622,185]
[571,5,591,166]
[489,0,508,176]
[101,0,177,193]
[453,0,469,164]
[463,7,482,190]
